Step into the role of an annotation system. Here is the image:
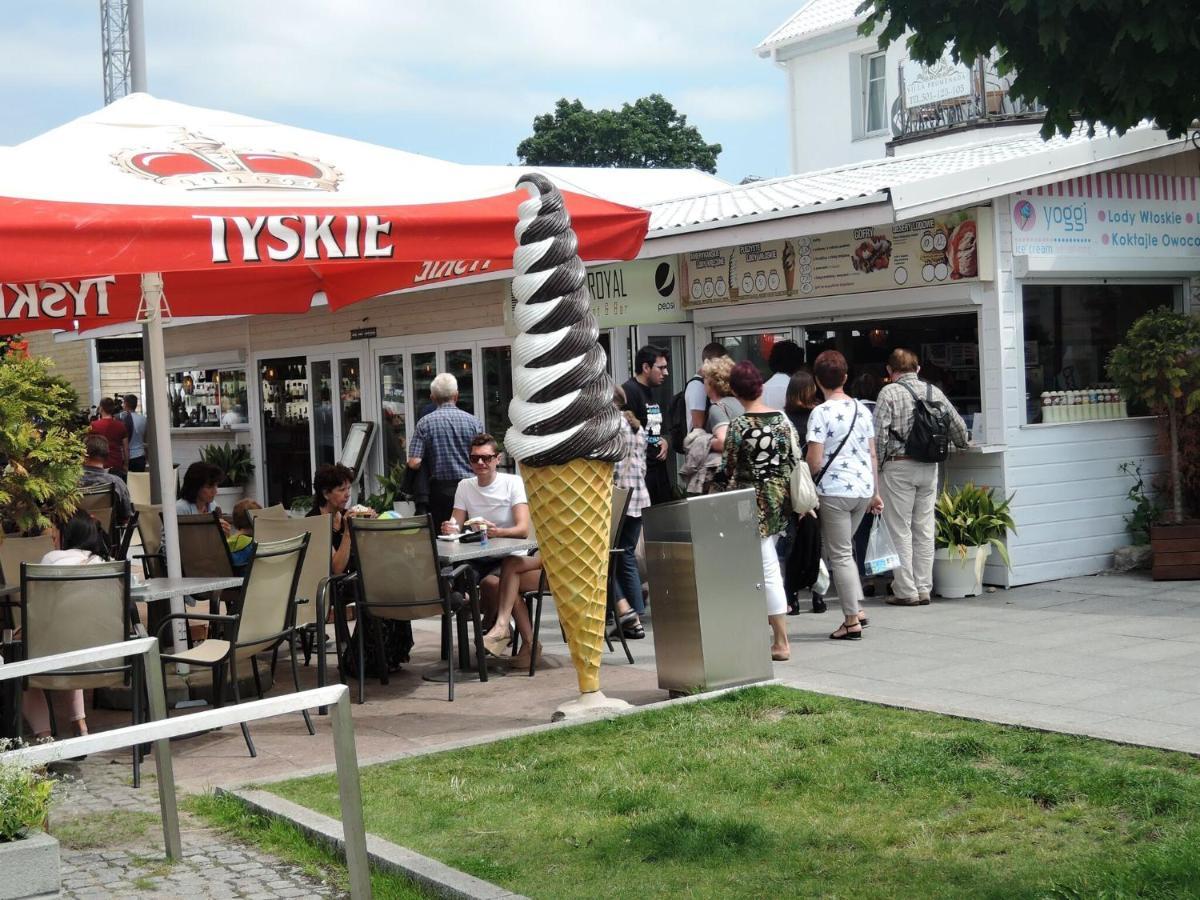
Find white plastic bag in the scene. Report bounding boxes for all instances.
[864,515,900,576]
[813,559,831,595]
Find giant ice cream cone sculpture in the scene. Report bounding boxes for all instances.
[505,173,624,698]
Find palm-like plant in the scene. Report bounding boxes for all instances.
[934,482,1016,567]
[198,442,254,486]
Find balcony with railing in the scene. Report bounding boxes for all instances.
[892,51,1045,143]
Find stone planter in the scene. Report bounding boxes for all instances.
[1151,521,1200,581]
[933,544,991,598]
[0,829,60,899]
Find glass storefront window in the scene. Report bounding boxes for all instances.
[719,331,791,378]
[311,360,335,468]
[446,348,474,415]
[339,357,363,429]
[166,367,247,428]
[259,356,312,507]
[378,354,407,472]
[482,345,513,445]
[412,351,436,420]
[1022,283,1174,423]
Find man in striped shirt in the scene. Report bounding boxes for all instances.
[873,348,969,606]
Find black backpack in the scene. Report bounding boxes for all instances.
[893,381,950,462]
[668,375,706,455]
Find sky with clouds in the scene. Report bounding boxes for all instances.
[0,1,805,185]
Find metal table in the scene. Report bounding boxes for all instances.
[436,536,538,563]
[423,536,540,681]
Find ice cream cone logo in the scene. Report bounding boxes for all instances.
[1014,199,1037,231]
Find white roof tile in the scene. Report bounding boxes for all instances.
[646,126,1176,234]
[756,0,867,54]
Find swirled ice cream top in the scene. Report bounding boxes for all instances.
[504,173,622,467]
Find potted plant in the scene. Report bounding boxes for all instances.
[198,441,255,508]
[0,351,85,536]
[1107,308,1200,580]
[933,482,1016,598]
[0,749,60,899]
[364,464,415,516]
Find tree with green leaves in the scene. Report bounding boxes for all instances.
[859,0,1200,139]
[0,351,85,534]
[517,95,721,173]
[1107,309,1200,524]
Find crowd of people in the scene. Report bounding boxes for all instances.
[634,339,969,657]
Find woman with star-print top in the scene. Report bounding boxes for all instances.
[806,350,883,641]
[721,360,798,663]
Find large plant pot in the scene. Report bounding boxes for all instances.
[933,544,992,598]
[1151,520,1200,581]
[0,829,60,899]
[215,485,244,510]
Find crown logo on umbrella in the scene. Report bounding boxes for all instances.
[113,129,341,192]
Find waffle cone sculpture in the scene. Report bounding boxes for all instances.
[505,173,623,695]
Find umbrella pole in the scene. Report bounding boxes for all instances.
[141,273,189,667]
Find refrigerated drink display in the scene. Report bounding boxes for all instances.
[167,367,247,428]
[259,356,312,507]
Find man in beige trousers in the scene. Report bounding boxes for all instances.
[873,348,969,605]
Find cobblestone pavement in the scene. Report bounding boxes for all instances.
[49,757,343,899]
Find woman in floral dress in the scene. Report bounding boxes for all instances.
[721,360,798,661]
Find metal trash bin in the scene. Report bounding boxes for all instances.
[642,489,772,694]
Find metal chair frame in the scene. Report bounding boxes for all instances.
[345,515,483,703]
[156,533,312,757]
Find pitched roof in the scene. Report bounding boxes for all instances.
[646,125,1184,235]
[756,0,867,54]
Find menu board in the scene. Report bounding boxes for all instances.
[682,208,991,309]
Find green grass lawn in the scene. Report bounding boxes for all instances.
[260,686,1200,899]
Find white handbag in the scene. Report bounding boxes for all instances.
[787,425,818,515]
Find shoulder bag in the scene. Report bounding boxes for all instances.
[787,424,818,515]
[814,401,860,487]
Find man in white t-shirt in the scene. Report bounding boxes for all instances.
[685,342,730,430]
[442,433,543,667]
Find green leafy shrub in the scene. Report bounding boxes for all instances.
[0,352,85,534]
[1119,460,1161,546]
[935,482,1016,566]
[1108,309,1200,524]
[363,464,411,514]
[0,751,55,841]
[198,442,254,487]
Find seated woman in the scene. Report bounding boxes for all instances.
[440,433,543,669]
[177,461,230,534]
[308,463,376,575]
[22,510,114,741]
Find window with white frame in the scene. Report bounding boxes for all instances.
[861,51,887,135]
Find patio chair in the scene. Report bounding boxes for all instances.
[522,486,633,677]
[247,504,288,525]
[127,471,152,508]
[0,534,55,630]
[156,533,311,757]
[177,512,242,616]
[20,559,145,784]
[79,482,117,547]
[133,503,166,579]
[345,515,483,703]
[253,514,348,675]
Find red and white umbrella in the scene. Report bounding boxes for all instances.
[0,94,648,589]
[0,94,646,329]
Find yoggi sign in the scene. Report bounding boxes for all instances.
[1012,174,1200,258]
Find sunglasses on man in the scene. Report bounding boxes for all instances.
[469,453,497,463]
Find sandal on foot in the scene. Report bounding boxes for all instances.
[618,611,645,640]
[858,616,869,628]
[829,624,863,641]
[771,650,790,662]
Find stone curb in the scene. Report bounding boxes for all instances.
[233,678,779,790]
[218,787,527,900]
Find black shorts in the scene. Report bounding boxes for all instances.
[469,559,501,583]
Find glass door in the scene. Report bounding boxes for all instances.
[377,352,409,474]
[716,328,797,378]
[259,355,312,507]
[311,360,336,469]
